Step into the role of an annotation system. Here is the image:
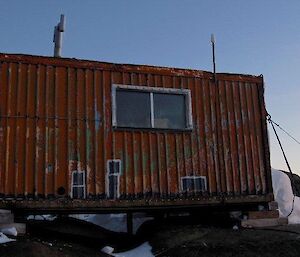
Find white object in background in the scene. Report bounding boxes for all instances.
[232,225,239,230]
[271,168,300,224]
[0,232,15,244]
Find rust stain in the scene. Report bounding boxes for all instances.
[0,53,271,209]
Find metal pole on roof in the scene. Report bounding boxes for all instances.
[53,14,66,57]
[211,33,217,83]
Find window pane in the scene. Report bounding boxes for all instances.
[108,175,119,199]
[72,187,84,199]
[116,90,151,128]
[108,161,120,174]
[153,93,186,129]
[73,172,84,186]
[77,173,84,186]
[182,178,193,192]
[194,178,201,191]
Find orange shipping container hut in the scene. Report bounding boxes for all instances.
[0,53,273,213]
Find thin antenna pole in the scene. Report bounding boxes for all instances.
[211,33,217,83]
[53,14,66,57]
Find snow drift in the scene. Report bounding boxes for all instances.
[102,242,154,257]
[0,232,15,244]
[272,168,300,224]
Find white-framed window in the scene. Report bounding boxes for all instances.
[106,159,121,199]
[112,84,193,130]
[71,170,86,199]
[181,176,207,193]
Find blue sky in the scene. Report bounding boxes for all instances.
[0,0,299,173]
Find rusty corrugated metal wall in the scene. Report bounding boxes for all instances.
[0,54,272,207]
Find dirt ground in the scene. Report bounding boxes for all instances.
[1,216,300,257]
[148,223,300,257]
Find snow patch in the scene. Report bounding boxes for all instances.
[101,246,115,254]
[272,168,300,224]
[72,213,153,234]
[102,242,154,257]
[0,232,15,244]
[27,214,57,221]
[0,227,17,236]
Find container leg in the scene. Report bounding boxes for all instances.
[127,212,133,235]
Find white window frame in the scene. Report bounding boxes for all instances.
[106,159,122,199]
[112,84,193,130]
[181,176,207,192]
[70,170,86,199]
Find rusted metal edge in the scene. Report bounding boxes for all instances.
[0,194,274,212]
[259,75,273,193]
[0,53,262,83]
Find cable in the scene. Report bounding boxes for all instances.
[270,119,300,146]
[267,114,296,217]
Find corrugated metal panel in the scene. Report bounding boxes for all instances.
[0,53,272,210]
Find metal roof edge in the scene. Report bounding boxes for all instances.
[0,52,263,83]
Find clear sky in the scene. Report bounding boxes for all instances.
[0,0,299,173]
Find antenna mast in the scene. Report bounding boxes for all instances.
[211,33,217,83]
[53,14,66,57]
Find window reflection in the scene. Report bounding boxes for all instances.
[116,90,151,128]
[153,93,186,129]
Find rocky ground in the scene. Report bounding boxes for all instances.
[2,216,300,257]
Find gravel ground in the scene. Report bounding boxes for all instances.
[147,222,300,257]
[0,236,111,257]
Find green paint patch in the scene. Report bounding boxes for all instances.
[134,151,140,176]
[142,151,149,174]
[125,153,131,173]
[150,158,157,174]
[86,129,92,161]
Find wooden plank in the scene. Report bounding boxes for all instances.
[247,210,279,219]
[268,201,279,211]
[241,217,288,228]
